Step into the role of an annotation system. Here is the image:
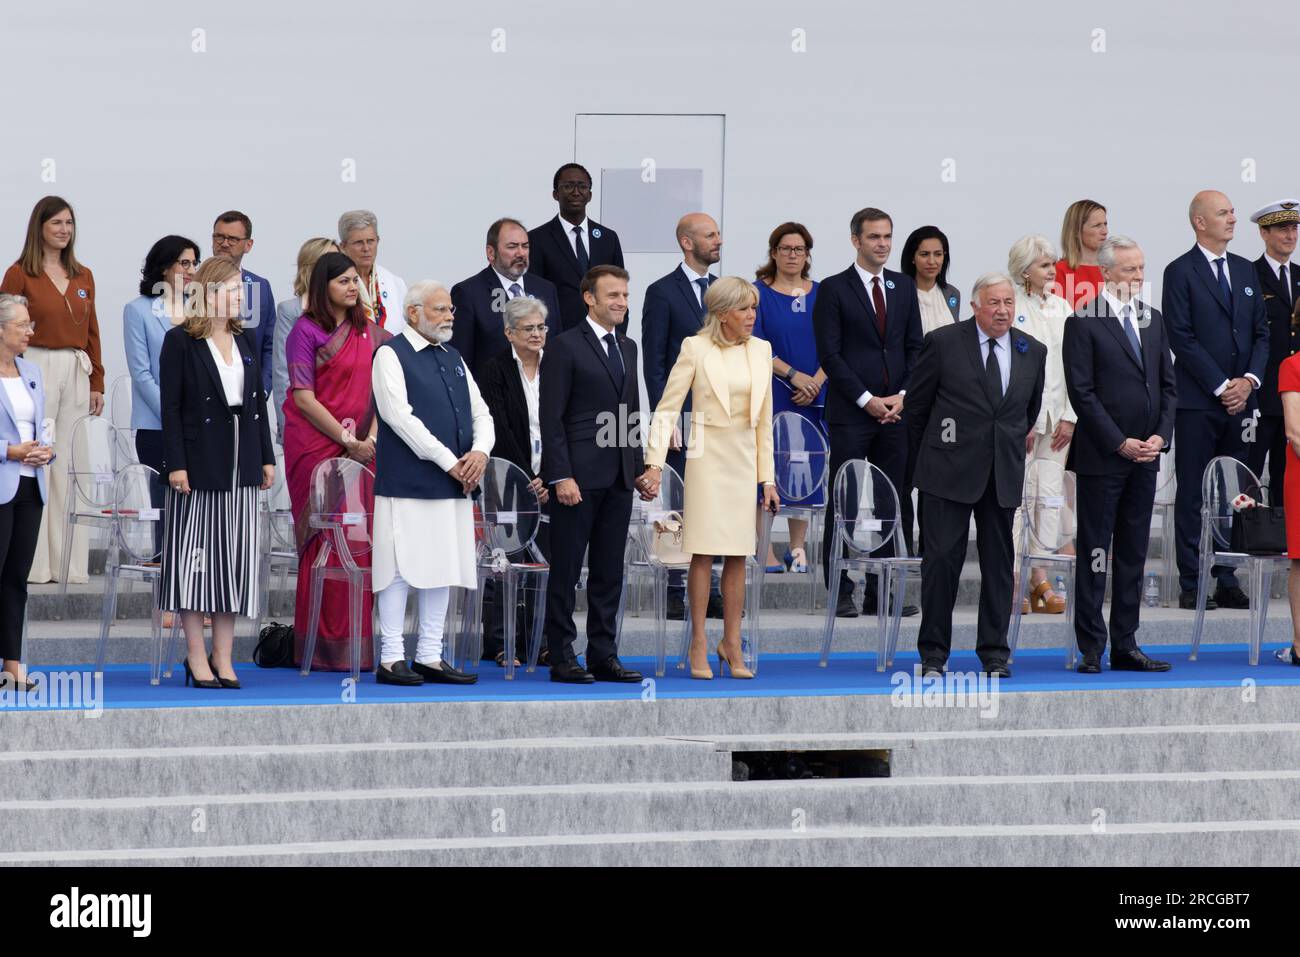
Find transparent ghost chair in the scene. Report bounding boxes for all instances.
[818,459,919,672]
[624,463,691,677]
[57,414,118,619]
[1189,456,1290,665]
[1007,459,1078,667]
[1154,441,1178,606]
[772,411,830,613]
[251,443,297,640]
[107,374,138,470]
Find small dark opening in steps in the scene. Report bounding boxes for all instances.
[731,750,891,781]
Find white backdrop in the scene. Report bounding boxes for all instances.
[1,0,1297,392]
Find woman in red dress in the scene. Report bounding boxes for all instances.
[1278,324,1300,666]
[1053,199,1108,310]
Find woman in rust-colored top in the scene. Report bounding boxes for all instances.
[0,195,104,584]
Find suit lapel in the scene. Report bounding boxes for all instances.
[0,369,16,431]
[1189,247,1232,316]
[746,337,766,425]
[846,267,883,345]
[197,336,227,406]
[582,323,621,395]
[234,333,255,402]
[962,320,997,411]
[1092,296,1144,373]
[1256,256,1287,301]
[701,341,727,412]
[675,269,705,322]
[550,217,583,278]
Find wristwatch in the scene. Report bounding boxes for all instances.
[782,367,796,382]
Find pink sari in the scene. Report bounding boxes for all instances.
[282,317,391,671]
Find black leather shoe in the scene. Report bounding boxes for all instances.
[706,594,724,619]
[666,590,685,620]
[1213,585,1251,609]
[1076,654,1102,674]
[1180,589,1216,610]
[982,661,1012,678]
[835,593,859,618]
[411,659,478,684]
[1110,649,1172,672]
[589,657,643,683]
[376,660,425,686]
[862,597,919,618]
[550,660,595,684]
[921,658,945,677]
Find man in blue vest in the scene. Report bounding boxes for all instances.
[370,279,495,685]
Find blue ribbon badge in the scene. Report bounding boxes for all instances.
[1245,286,1254,297]
[885,279,896,290]
[1015,338,1029,354]
[77,289,87,299]
[592,228,602,239]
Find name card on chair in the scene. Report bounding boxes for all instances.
[788,451,810,464]
[1043,496,1066,508]
[138,508,160,521]
[496,510,518,524]
[856,519,883,532]
[95,472,113,485]
[341,512,363,525]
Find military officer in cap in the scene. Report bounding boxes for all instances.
[1249,199,1300,495]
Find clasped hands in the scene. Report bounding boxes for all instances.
[5,440,53,468]
[788,369,823,407]
[1118,435,1165,463]
[866,394,904,424]
[1220,377,1253,416]
[448,450,488,495]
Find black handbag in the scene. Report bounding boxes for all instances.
[1229,506,1287,555]
[253,622,297,668]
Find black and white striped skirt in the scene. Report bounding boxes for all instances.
[159,411,261,616]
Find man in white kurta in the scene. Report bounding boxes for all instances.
[370,281,494,685]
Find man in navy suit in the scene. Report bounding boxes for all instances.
[540,266,647,684]
[528,163,625,331]
[1247,199,1300,496]
[211,211,274,395]
[1064,237,1176,673]
[1163,190,1269,609]
[813,207,923,618]
[642,213,723,618]
[450,218,561,379]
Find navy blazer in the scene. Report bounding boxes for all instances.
[1063,298,1177,475]
[449,266,561,380]
[1161,246,1269,410]
[642,267,710,409]
[527,217,624,331]
[1255,255,1300,417]
[241,269,276,396]
[539,322,644,491]
[159,326,276,490]
[0,355,48,505]
[812,265,924,426]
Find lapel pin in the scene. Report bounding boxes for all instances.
[885,279,896,290]
[592,228,602,239]
[1245,286,1254,296]
[1143,310,1152,320]
[948,296,958,308]
[77,289,87,299]
[1015,338,1029,354]
[1016,315,1026,323]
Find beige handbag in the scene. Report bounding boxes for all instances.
[651,511,692,566]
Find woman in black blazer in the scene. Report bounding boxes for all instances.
[159,257,275,689]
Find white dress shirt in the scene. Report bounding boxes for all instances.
[1,375,37,477]
[1195,244,1260,395]
[513,346,543,474]
[850,261,902,407]
[976,326,1011,396]
[206,337,245,405]
[1266,253,1293,303]
[679,261,712,306]
[495,268,531,300]
[558,216,590,259]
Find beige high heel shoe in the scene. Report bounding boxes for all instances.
[716,643,754,679]
[688,645,713,680]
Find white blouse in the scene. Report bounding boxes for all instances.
[1,375,37,477]
[917,283,956,337]
[206,337,245,406]
[1014,289,1076,435]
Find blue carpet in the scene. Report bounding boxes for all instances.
[8,643,1300,711]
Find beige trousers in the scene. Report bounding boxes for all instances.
[25,347,90,583]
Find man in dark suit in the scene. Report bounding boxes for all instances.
[813,207,923,618]
[450,218,562,379]
[642,213,723,618]
[1064,237,1176,673]
[528,163,625,331]
[907,273,1046,677]
[211,210,275,394]
[1247,200,1300,496]
[1163,190,1270,610]
[477,296,551,666]
[540,265,648,684]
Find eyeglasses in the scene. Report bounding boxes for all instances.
[422,304,456,316]
[777,245,807,256]
[512,323,547,335]
[175,259,199,269]
[557,182,592,193]
[212,233,248,246]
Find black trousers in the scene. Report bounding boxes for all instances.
[1074,467,1157,658]
[917,483,1014,666]
[1173,406,1252,593]
[823,416,907,594]
[1246,412,1286,502]
[135,429,166,557]
[482,519,550,660]
[0,477,43,660]
[544,484,633,666]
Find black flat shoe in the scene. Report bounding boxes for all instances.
[982,662,1012,678]
[666,591,686,621]
[1076,654,1102,674]
[550,660,594,684]
[863,598,918,618]
[208,654,241,689]
[835,593,859,618]
[411,659,478,684]
[1180,589,1216,610]
[183,659,221,689]
[1110,649,1172,672]
[589,657,642,683]
[921,658,945,677]
[376,660,425,686]
[1212,585,1250,609]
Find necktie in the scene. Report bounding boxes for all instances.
[1281,264,1292,308]
[1214,258,1233,308]
[603,332,625,394]
[1120,304,1144,367]
[573,226,589,275]
[695,277,710,315]
[985,337,1002,401]
[871,276,888,338]
[508,282,523,299]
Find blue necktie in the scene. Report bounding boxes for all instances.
[695,277,710,316]
[508,282,523,299]
[603,332,625,394]
[573,226,589,274]
[1120,304,1143,367]
[1214,257,1233,309]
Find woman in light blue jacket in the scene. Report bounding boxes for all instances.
[0,294,53,691]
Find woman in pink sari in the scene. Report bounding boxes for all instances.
[282,251,390,670]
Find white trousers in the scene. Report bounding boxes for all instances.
[376,571,450,665]
[25,347,90,583]
[1013,429,1074,561]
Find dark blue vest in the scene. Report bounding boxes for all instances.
[374,334,473,500]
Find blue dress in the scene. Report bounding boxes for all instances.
[753,281,826,507]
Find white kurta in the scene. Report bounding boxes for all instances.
[370,325,495,591]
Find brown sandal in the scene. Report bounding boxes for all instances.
[1030,580,1066,614]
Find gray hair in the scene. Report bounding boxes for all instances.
[970,271,1016,305]
[503,295,547,331]
[404,280,450,316]
[1097,235,1141,269]
[337,209,379,242]
[1007,234,1058,283]
[0,293,29,327]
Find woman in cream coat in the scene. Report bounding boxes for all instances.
[641,277,779,679]
[1009,235,1077,614]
